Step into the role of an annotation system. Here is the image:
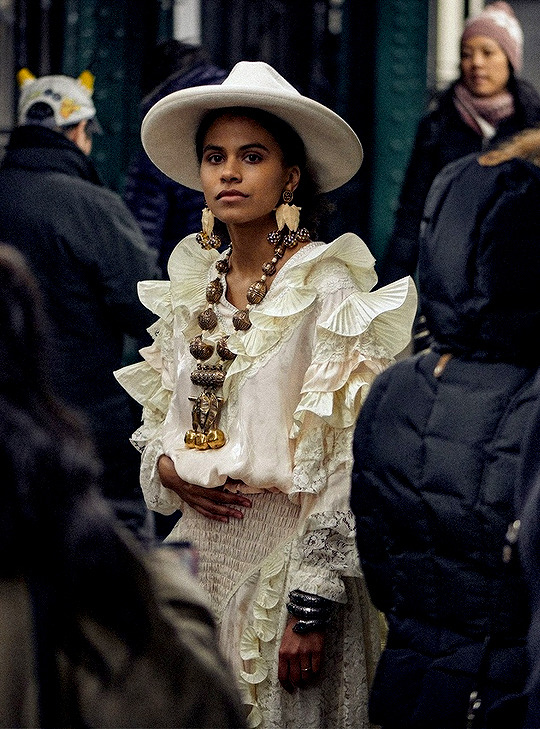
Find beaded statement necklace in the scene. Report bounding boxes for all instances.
[184,226,310,450]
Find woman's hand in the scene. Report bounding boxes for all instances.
[278,617,325,693]
[157,454,251,522]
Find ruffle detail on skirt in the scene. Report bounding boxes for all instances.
[239,547,289,728]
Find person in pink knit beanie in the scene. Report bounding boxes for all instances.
[462,1,524,74]
[376,1,540,357]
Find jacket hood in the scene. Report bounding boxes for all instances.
[418,154,540,365]
[141,60,227,115]
[2,124,102,185]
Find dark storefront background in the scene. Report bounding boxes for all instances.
[3,0,430,260]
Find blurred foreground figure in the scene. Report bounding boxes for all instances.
[352,128,540,728]
[0,70,161,538]
[0,243,246,729]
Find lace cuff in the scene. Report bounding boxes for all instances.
[289,509,361,603]
[291,422,355,496]
[138,437,182,515]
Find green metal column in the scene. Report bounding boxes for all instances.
[369,0,429,262]
[61,0,173,191]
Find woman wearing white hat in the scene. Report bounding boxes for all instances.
[116,61,417,728]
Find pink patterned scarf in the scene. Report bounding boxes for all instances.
[454,82,515,138]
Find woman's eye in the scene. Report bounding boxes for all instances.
[245,153,262,163]
[206,154,223,164]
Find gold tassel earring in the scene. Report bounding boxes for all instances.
[275,189,301,233]
[196,206,222,250]
[271,190,310,249]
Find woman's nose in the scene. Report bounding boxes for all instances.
[471,51,484,66]
[221,160,241,182]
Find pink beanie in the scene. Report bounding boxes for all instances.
[462,1,524,73]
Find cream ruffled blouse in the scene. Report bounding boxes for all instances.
[116,233,416,729]
[116,233,416,532]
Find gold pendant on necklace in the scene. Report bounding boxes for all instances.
[185,386,226,450]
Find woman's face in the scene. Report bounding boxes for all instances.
[460,35,511,98]
[199,113,300,228]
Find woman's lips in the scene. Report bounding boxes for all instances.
[217,190,248,200]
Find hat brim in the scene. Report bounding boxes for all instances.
[141,84,363,194]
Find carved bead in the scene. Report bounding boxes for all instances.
[189,335,214,361]
[246,279,267,305]
[262,261,276,276]
[195,432,209,450]
[198,307,218,330]
[207,233,222,250]
[196,232,221,251]
[196,231,209,248]
[206,277,223,304]
[190,366,225,388]
[216,337,237,361]
[207,429,226,449]
[296,227,310,242]
[267,230,282,245]
[283,232,298,248]
[215,258,229,274]
[232,309,252,331]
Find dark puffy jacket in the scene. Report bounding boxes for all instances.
[351,154,540,728]
[123,59,227,275]
[517,373,540,729]
[0,125,160,535]
[377,78,540,286]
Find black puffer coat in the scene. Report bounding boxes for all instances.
[377,77,540,286]
[516,373,540,729]
[351,154,540,728]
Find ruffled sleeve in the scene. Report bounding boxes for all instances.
[285,235,417,601]
[114,235,220,514]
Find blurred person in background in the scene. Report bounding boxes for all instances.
[377,1,540,351]
[124,40,227,276]
[0,243,246,729]
[0,70,161,539]
[351,127,540,728]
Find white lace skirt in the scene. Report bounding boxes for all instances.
[166,490,380,729]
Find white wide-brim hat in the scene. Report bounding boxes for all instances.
[141,61,363,194]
